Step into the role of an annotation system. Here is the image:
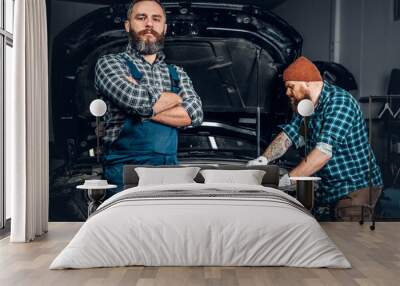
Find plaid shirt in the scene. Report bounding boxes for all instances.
[280,81,383,204]
[94,44,203,145]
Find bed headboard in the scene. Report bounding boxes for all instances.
[123,164,280,189]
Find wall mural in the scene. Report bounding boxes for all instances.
[48,1,399,222]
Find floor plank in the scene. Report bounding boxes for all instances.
[0,222,399,286]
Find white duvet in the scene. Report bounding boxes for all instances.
[50,183,351,269]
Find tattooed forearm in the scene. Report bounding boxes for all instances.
[262,132,292,162]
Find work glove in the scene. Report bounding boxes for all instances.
[246,156,269,166]
[279,174,293,187]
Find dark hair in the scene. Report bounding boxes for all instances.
[126,0,166,20]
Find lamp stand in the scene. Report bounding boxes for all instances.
[304,117,308,162]
[96,116,100,163]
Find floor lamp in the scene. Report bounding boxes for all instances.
[290,99,320,211]
[89,99,107,163]
[297,99,315,161]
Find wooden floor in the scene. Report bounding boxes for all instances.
[0,222,399,286]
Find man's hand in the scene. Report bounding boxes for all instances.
[151,106,191,127]
[247,156,269,166]
[124,77,181,115]
[279,174,293,187]
[153,92,183,115]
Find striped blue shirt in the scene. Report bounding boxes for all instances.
[280,82,383,204]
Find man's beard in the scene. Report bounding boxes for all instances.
[129,28,165,55]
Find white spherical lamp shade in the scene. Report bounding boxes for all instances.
[297,99,314,117]
[90,99,107,117]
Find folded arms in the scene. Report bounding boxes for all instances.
[94,55,203,128]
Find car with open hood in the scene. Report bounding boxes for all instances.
[49,0,357,220]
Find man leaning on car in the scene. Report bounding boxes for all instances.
[94,0,203,195]
[247,56,383,219]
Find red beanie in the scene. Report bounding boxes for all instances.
[283,56,322,82]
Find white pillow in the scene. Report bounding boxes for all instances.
[200,169,266,185]
[135,167,201,186]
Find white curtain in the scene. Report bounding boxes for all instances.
[7,0,49,242]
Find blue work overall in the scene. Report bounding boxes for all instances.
[103,54,181,196]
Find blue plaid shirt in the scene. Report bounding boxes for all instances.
[280,81,383,204]
[95,44,203,145]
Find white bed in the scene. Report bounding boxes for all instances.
[50,183,351,269]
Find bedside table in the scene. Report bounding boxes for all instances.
[290,176,321,210]
[77,180,117,217]
[279,177,321,211]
